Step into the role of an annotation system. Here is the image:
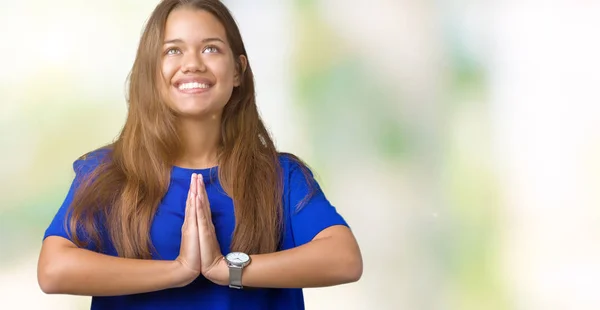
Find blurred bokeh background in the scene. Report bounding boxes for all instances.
[1,0,599,309]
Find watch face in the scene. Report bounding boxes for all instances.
[226,252,250,264]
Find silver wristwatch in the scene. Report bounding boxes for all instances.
[224,252,251,289]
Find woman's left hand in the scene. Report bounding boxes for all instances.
[195,174,228,285]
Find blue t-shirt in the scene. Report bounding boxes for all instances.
[44,149,348,310]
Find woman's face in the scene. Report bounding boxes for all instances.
[160,8,242,118]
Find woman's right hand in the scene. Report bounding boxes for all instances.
[174,173,202,286]
[37,173,207,295]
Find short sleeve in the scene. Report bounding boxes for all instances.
[43,149,108,249]
[286,159,348,247]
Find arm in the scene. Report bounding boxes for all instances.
[38,172,204,296]
[196,157,362,289]
[209,225,363,288]
[37,236,190,296]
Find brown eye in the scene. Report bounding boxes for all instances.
[202,46,219,54]
[165,48,181,55]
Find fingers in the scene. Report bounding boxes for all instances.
[197,174,212,221]
[190,173,197,196]
[183,174,198,231]
[190,186,197,224]
[185,174,197,212]
[195,174,211,229]
[195,187,204,227]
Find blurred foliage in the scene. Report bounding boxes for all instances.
[292,1,508,309]
[293,1,412,179]
[0,1,517,309]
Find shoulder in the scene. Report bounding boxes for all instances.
[76,146,111,162]
[277,152,315,181]
[277,152,321,204]
[73,146,113,176]
[277,152,298,172]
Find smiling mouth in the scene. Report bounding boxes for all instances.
[175,82,213,94]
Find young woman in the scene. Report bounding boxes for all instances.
[37,0,362,309]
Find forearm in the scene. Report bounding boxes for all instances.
[213,227,362,289]
[39,246,187,296]
[245,236,361,288]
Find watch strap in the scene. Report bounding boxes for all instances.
[228,265,243,289]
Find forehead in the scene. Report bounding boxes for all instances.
[164,8,227,42]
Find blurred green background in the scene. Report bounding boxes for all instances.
[1,1,599,309]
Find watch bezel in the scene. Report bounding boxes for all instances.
[225,252,251,267]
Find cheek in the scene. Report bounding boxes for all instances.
[158,61,177,103]
[209,58,236,84]
[161,60,179,84]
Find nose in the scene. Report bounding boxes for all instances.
[181,52,206,73]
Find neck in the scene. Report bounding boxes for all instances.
[175,116,221,169]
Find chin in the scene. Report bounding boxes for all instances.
[173,102,222,119]
[175,107,213,118]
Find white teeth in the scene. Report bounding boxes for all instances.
[178,82,210,90]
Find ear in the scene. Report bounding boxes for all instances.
[233,55,248,87]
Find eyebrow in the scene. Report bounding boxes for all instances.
[163,37,226,45]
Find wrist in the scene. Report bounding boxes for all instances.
[205,257,229,286]
[219,252,253,289]
[171,259,199,288]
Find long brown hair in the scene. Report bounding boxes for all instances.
[67,0,303,258]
